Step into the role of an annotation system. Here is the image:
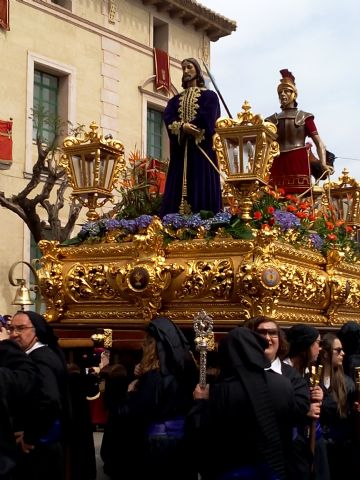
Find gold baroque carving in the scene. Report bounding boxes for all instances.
[162,309,246,321]
[37,223,360,329]
[132,217,165,258]
[66,264,118,301]
[273,243,326,266]
[58,243,135,259]
[64,310,143,320]
[276,264,327,305]
[175,259,233,299]
[107,259,184,321]
[344,279,360,310]
[36,240,65,322]
[165,238,253,254]
[275,310,327,325]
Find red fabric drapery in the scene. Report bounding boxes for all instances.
[147,158,166,194]
[0,120,13,166]
[0,0,9,31]
[154,48,170,94]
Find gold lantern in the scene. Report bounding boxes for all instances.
[323,168,360,228]
[214,101,280,221]
[59,122,126,221]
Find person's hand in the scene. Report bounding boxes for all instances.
[0,326,10,341]
[307,402,321,419]
[14,431,35,454]
[310,385,323,402]
[322,163,334,175]
[134,363,142,377]
[183,122,200,137]
[99,350,110,370]
[127,379,138,392]
[193,383,209,400]
[14,431,24,444]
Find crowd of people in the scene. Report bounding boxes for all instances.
[1,311,360,480]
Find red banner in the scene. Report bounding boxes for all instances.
[154,48,170,94]
[0,120,13,167]
[0,0,9,31]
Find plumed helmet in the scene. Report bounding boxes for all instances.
[277,69,297,94]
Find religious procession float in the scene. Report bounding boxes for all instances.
[35,103,360,351]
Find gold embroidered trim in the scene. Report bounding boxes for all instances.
[178,87,203,123]
[195,129,205,145]
[169,121,183,136]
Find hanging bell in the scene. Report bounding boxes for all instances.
[12,279,34,307]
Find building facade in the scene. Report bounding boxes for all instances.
[0,0,235,314]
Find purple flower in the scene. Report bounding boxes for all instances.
[184,214,203,229]
[162,214,187,229]
[135,215,153,229]
[80,221,101,237]
[102,218,122,231]
[118,219,137,233]
[309,233,324,250]
[274,209,301,230]
[212,211,232,223]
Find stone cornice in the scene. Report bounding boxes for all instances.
[142,0,237,41]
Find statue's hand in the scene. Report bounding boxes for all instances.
[183,122,200,137]
[322,164,334,175]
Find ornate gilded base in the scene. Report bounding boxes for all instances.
[36,223,360,348]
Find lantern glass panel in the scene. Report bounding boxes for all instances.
[225,138,240,175]
[225,134,257,176]
[333,196,353,222]
[242,136,257,174]
[99,154,115,190]
[72,152,97,188]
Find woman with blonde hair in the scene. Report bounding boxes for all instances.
[106,317,198,480]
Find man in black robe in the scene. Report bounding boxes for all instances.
[9,311,70,480]
[160,58,222,216]
[0,330,40,479]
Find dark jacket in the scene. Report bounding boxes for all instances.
[189,328,293,480]
[0,340,40,477]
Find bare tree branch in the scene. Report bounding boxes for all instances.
[2,107,83,243]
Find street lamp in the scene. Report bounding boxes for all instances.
[59,121,126,221]
[8,261,40,311]
[214,101,280,221]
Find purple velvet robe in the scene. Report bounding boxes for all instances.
[160,87,222,216]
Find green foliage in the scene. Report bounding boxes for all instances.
[113,149,167,219]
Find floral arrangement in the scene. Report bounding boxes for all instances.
[247,188,358,258]
[69,183,360,262]
[112,149,168,219]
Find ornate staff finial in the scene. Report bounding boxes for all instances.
[310,364,323,387]
[355,367,360,392]
[193,309,215,387]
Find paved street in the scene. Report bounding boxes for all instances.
[94,431,111,480]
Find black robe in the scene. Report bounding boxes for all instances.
[188,328,294,480]
[104,317,198,480]
[14,345,70,480]
[320,375,357,480]
[0,340,40,479]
